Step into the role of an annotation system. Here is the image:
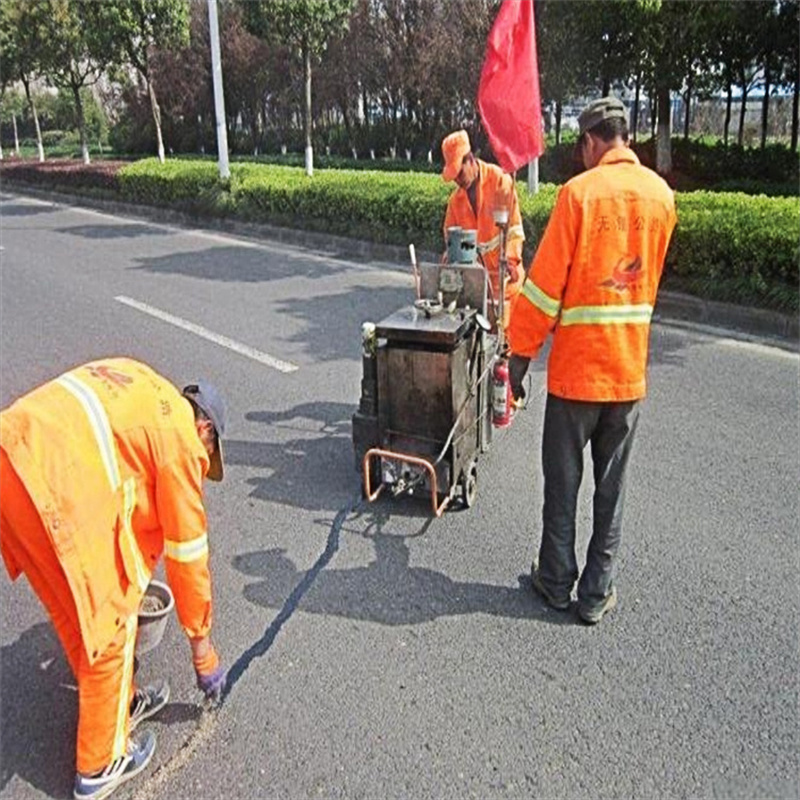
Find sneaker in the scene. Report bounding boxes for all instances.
[530,561,571,611]
[129,680,170,730]
[73,730,156,800]
[578,586,618,625]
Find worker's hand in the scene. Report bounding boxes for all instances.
[508,354,530,401]
[192,641,227,702]
[506,261,521,284]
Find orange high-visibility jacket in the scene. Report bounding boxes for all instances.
[444,159,525,300]
[507,147,677,401]
[0,358,214,664]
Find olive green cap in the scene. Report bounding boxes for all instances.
[578,96,628,136]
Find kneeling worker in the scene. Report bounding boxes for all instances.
[0,358,228,799]
[441,129,526,328]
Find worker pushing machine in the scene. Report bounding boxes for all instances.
[441,129,526,328]
[0,358,228,800]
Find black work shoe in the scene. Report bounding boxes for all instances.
[129,680,170,730]
[578,586,618,625]
[73,730,156,800]
[530,561,571,611]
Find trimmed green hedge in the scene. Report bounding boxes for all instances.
[117,158,798,312]
[666,191,799,310]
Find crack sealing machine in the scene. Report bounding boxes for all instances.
[352,233,516,517]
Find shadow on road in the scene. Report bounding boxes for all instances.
[0,202,56,217]
[232,519,573,629]
[226,401,359,512]
[54,223,173,239]
[0,622,75,797]
[128,244,354,283]
[224,495,571,698]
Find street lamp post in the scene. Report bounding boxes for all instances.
[207,0,230,180]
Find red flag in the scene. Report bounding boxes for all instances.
[478,0,544,172]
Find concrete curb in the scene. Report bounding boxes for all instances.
[4,182,798,349]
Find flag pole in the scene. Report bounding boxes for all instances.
[527,158,539,195]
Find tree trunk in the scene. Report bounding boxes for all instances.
[147,75,166,163]
[250,106,259,155]
[737,83,748,146]
[303,39,313,177]
[656,87,672,175]
[650,94,657,139]
[760,60,771,149]
[724,77,732,146]
[683,74,692,140]
[340,100,353,153]
[12,113,20,155]
[632,74,641,142]
[21,74,45,162]
[71,83,90,164]
[555,100,562,145]
[792,70,799,151]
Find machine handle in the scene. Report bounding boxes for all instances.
[363,448,452,518]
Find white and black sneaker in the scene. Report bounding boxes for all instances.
[129,680,170,730]
[73,730,156,800]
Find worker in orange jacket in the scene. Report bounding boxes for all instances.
[0,358,228,800]
[441,129,525,328]
[507,97,677,625]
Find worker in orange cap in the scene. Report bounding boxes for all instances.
[441,129,525,328]
[0,358,228,800]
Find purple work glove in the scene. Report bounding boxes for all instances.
[193,644,227,702]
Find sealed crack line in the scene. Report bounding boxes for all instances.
[131,494,363,799]
[224,493,364,694]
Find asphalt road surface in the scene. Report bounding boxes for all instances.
[1,191,797,800]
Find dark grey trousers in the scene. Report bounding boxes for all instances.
[538,394,640,610]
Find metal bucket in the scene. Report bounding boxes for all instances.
[446,226,462,263]
[135,580,174,656]
[459,229,477,263]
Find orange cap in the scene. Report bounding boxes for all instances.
[441,130,471,181]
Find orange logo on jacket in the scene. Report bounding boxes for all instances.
[87,365,134,388]
[600,255,642,292]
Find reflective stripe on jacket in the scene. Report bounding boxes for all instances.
[0,358,214,663]
[507,148,677,401]
[444,159,525,301]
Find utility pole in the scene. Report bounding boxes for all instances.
[207,0,230,180]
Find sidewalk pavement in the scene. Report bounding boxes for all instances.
[4,183,798,351]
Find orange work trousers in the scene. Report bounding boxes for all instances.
[0,448,137,775]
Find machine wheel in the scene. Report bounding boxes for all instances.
[461,461,478,509]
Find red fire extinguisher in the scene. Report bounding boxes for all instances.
[492,357,513,428]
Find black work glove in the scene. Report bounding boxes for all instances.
[508,354,531,402]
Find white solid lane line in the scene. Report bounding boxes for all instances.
[115,295,299,373]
